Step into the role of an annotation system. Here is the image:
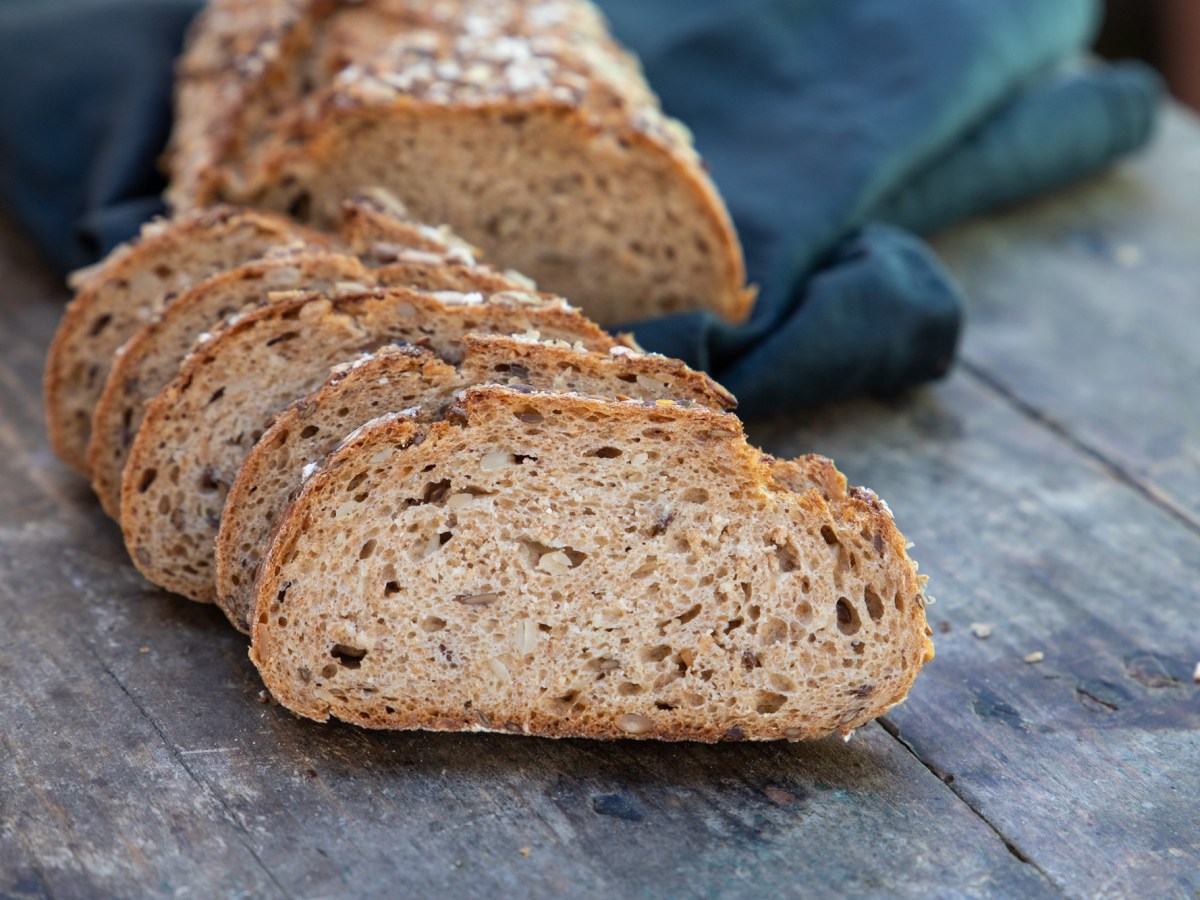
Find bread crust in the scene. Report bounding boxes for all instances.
[44,207,323,473]
[251,387,931,741]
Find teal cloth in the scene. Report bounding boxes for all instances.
[0,0,1162,415]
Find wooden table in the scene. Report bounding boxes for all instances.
[1,108,1197,900]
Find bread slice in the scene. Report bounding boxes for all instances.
[215,334,737,632]
[120,288,618,603]
[44,207,325,473]
[86,240,534,521]
[336,187,483,267]
[249,386,932,741]
[167,1,753,327]
[86,250,371,520]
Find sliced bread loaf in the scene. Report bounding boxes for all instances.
[215,334,736,632]
[249,386,932,740]
[44,207,324,473]
[86,250,372,520]
[120,288,617,602]
[87,240,533,521]
[167,0,753,327]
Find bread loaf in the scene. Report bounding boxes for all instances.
[120,288,617,602]
[215,334,736,631]
[250,386,932,740]
[167,0,753,327]
[44,207,324,473]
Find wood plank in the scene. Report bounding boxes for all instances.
[0,540,288,898]
[934,106,1200,529]
[753,372,1200,898]
[0,222,1054,896]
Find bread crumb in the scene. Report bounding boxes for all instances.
[1193,662,1200,683]
[969,622,994,639]
[1024,651,1044,664]
[139,646,150,654]
[762,786,796,805]
[519,847,531,858]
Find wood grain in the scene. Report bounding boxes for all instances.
[935,106,1200,532]
[754,373,1200,897]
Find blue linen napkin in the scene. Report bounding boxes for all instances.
[0,0,1161,415]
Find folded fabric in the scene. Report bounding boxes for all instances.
[0,0,1162,416]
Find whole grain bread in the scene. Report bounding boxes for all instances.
[87,239,533,520]
[249,386,933,740]
[44,207,325,473]
[120,288,618,602]
[167,0,753,326]
[215,334,736,631]
[86,250,372,519]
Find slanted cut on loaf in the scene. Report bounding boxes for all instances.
[44,206,324,473]
[250,387,933,741]
[215,334,736,632]
[167,0,753,326]
[121,288,617,603]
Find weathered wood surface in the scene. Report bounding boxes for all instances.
[1,107,1198,898]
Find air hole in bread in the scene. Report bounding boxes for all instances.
[206,387,226,406]
[681,487,709,504]
[320,663,338,679]
[640,644,671,663]
[775,539,801,572]
[89,314,113,337]
[836,598,861,636]
[421,616,446,633]
[821,525,840,546]
[384,581,400,596]
[287,191,312,222]
[617,681,642,696]
[330,644,367,669]
[138,467,158,493]
[299,425,319,439]
[346,471,369,492]
[760,617,788,645]
[588,446,622,459]
[894,591,906,612]
[864,588,884,622]
[359,539,377,560]
[755,691,787,714]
